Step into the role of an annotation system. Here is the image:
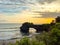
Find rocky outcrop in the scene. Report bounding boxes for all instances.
[20,22,55,35]
[20,16,60,35]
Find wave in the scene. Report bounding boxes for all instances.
[0,27,19,29]
[0,30,20,32]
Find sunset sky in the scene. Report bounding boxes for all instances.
[0,0,60,24]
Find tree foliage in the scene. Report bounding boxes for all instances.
[9,23,60,45]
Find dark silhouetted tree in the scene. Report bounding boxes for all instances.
[56,16,60,23]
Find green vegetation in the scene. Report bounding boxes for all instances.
[9,23,60,45]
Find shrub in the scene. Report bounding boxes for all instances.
[9,23,60,45]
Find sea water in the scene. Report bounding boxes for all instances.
[0,23,38,40]
[0,23,22,40]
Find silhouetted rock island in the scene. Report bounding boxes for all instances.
[20,16,60,35]
[20,22,55,35]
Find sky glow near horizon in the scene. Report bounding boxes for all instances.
[0,0,60,24]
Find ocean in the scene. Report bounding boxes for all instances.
[0,23,38,40]
[0,23,22,40]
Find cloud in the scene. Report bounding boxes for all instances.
[0,9,37,23]
[34,12,60,18]
[0,0,60,23]
[37,0,56,4]
[0,19,8,23]
[0,20,7,22]
[27,0,60,18]
[0,0,38,13]
[0,0,59,13]
[0,0,31,13]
